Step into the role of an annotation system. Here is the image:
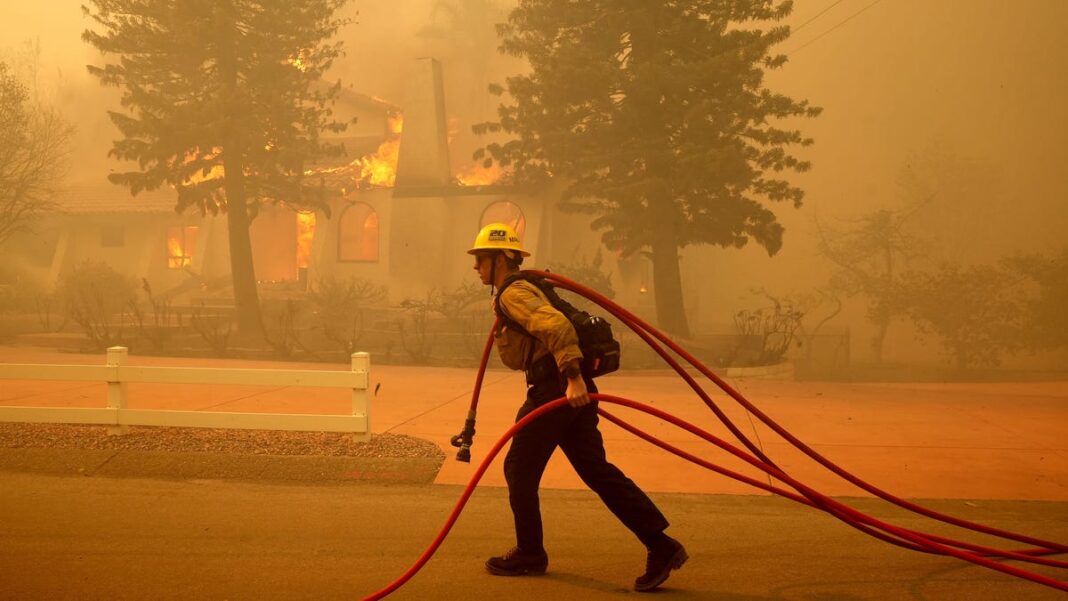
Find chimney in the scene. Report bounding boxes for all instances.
[394,58,452,188]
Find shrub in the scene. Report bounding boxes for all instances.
[129,279,176,352]
[55,260,137,349]
[261,298,309,359]
[307,276,386,355]
[0,264,44,314]
[1006,247,1068,352]
[732,292,804,366]
[438,280,491,363]
[397,290,439,365]
[899,263,1021,368]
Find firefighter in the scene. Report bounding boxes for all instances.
[468,222,687,592]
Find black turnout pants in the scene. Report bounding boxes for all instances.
[503,372,669,552]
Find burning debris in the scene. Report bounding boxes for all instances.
[353,112,403,188]
[455,160,504,186]
[305,105,508,194]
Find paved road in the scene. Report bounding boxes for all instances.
[0,471,1065,601]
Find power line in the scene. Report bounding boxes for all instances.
[787,0,886,56]
[792,0,845,34]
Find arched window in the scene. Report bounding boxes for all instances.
[480,201,526,241]
[338,202,379,262]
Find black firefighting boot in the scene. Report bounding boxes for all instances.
[485,546,549,576]
[634,536,687,592]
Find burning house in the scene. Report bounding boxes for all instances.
[289,58,541,301]
[11,58,638,314]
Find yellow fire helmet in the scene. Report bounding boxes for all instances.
[467,222,531,257]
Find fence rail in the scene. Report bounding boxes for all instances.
[0,347,370,439]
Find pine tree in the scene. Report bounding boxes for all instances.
[477,0,820,337]
[83,0,350,336]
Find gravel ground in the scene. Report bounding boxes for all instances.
[0,423,445,459]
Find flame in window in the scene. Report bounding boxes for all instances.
[338,203,379,262]
[167,226,199,269]
[361,211,379,260]
[296,211,316,269]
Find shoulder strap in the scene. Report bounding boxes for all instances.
[536,280,579,317]
[494,274,540,369]
[496,273,581,325]
[494,274,540,336]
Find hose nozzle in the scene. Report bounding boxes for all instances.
[455,444,471,463]
[450,417,477,463]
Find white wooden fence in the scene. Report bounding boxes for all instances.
[0,347,371,440]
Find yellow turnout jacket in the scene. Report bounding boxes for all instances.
[493,279,583,373]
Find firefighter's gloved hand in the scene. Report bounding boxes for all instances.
[565,374,590,408]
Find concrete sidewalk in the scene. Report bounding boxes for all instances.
[0,345,1066,500]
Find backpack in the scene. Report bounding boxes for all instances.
[495,274,621,378]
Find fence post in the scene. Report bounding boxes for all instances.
[351,352,370,441]
[106,346,129,436]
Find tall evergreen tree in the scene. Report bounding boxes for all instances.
[477,0,820,337]
[83,0,349,336]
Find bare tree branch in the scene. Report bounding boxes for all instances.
[0,61,74,245]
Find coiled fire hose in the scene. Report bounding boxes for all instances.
[364,270,1066,600]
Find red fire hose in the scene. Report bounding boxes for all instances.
[362,271,1066,599]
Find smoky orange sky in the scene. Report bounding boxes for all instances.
[4,1,1063,225]
[774,0,1068,255]
[2,0,1066,353]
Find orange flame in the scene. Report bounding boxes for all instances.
[448,114,505,185]
[354,138,400,187]
[180,147,225,186]
[167,226,198,269]
[455,160,504,186]
[296,212,316,269]
[167,238,185,269]
[301,111,403,191]
[387,112,403,135]
[290,54,307,72]
[349,112,402,188]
